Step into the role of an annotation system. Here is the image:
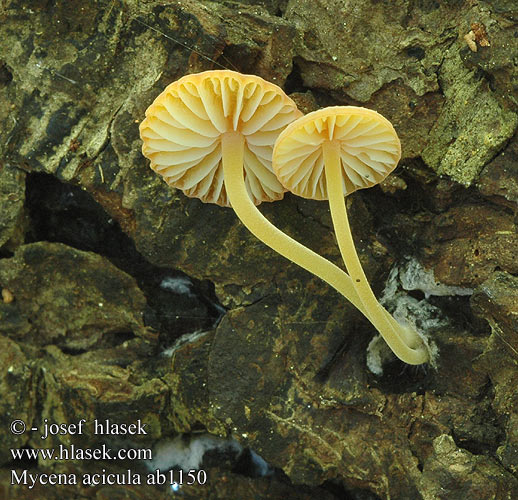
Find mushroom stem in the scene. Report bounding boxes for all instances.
[221,130,368,313]
[322,139,429,365]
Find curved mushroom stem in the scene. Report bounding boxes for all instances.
[222,130,369,314]
[322,139,429,365]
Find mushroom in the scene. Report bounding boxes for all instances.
[272,106,429,365]
[139,70,371,316]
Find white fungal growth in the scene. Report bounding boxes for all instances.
[160,276,194,297]
[147,435,240,472]
[146,434,273,477]
[160,330,209,357]
[366,257,468,374]
[398,257,473,299]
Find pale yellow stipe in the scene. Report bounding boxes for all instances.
[222,131,372,315]
[322,140,429,365]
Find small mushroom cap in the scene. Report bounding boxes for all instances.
[139,70,302,207]
[272,106,401,200]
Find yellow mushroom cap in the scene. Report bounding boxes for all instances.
[139,70,302,207]
[272,106,401,200]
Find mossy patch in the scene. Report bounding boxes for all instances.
[422,44,518,186]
